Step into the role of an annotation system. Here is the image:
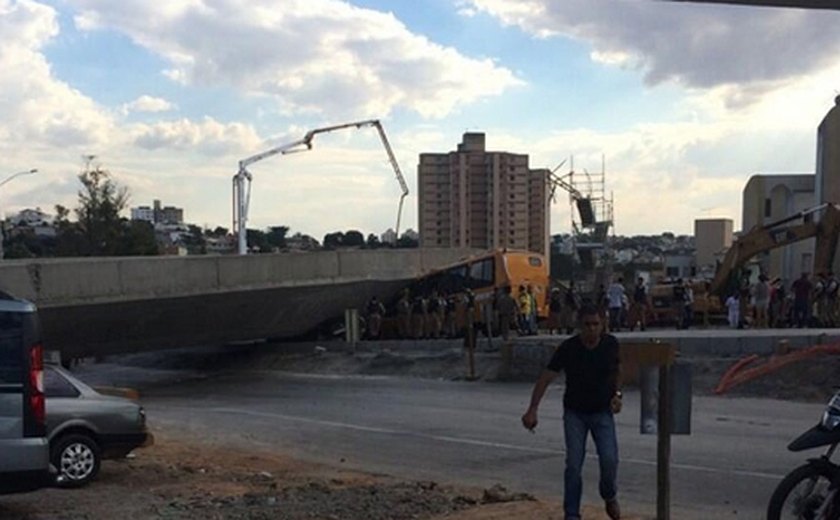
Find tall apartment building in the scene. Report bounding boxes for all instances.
[417,133,549,256]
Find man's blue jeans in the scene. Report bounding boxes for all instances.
[563,409,619,520]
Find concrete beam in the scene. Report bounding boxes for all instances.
[0,248,482,357]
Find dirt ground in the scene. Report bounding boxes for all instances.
[0,433,644,520]
[12,340,839,519]
[132,340,840,402]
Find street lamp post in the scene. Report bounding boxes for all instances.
[0,169,38,259]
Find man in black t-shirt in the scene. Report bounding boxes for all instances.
[521,304,622,520]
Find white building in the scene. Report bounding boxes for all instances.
[130,199,184,224]
[9,208,52,227]
[664,251,695,280]
[131,206,155,223]
[380,228,397,245]
[742,174,815,283]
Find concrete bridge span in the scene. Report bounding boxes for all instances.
[0,248,478,359]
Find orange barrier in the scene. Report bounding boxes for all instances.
[714,343,840,395]
[713,354,760,394]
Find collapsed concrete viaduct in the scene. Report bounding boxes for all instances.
[0,248,477,359]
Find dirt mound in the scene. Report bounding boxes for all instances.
[1,435,548,520]
[690,354,840,402]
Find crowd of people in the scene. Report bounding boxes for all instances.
[361,270,840,340]
[724,271,840,329]
[363,285,545,340]
[589,277,658,332]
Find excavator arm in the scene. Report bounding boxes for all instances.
[709,204,840,297]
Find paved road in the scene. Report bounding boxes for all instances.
[123,369,825,519]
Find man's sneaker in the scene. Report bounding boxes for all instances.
[605,498,621,519]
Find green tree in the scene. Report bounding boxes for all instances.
[343,230,364,247]
[323,232,344,249]
[53,204,85,257]
[53,170,158,257]
[209,226,229,237]
[246,228,271,253]
[3,229,38,259]
[75,167,129,255]
[266,226,289,249]
[290,232,320,250]
[116,220,158,256]
[396,234,418,249]
[366,233,381,249]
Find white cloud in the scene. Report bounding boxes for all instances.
[463,0,840,101]
[68,0,524,119]
[122,95,176,114]
[3,0,835,240]
[0,0,114,151]
[0,0,120,219]
[131,117,262,156]
[469,55,840,236]
[0,1,437,237]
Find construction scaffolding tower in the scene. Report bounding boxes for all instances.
[549,156,615,287]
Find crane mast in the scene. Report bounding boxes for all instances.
[233,119,409,255]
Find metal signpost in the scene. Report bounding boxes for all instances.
[622,342,691,520]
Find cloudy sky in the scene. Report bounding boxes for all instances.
[1,0,839,240]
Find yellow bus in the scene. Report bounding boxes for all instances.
[395,249,549,336]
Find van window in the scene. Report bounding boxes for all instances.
[0,312,23,385]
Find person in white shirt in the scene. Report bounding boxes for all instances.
[725,292,740,328]
[607,278,626,332]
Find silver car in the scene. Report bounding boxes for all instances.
[45,364,152,487]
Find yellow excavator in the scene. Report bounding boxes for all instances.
[709,203,840,299]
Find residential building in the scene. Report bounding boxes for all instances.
[664,251,695,279]
[694,218,733,272]
[130,206,155,223]
[401,229,419,242]
[130,199,184,225]
[417,133,548,256]
[817,96,840,273]
[742,174,815,283]
[380,228,397,245]
[529,168,550,259]
[9,208,52,227]
[205,236,236,254]
[285,233,320,252]
[7,208,55,239]
[817,96,840,206]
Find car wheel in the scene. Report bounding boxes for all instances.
[52,434,101,488]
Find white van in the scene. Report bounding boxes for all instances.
[0,294,51,493]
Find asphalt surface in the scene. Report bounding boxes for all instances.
[108,368,827,519]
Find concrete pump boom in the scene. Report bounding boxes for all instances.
[233,119,409,255]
